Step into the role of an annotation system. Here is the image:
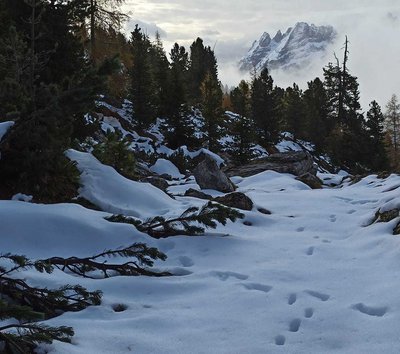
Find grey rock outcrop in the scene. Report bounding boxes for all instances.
[193,155,235,193]
[225,151,316,178]
[296,173,323,189]
[184,188,212,200]
[142,176,169,192]
[214,192,254,211]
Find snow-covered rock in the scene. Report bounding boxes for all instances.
[150,159,184,179]
[66,149,184,219]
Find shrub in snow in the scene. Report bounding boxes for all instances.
[92,130,136,180]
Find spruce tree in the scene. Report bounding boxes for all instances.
[323,37,367,170]
[365,100,389,171]
[188,38,219,104]
[229,80,256,164]
[0,0,108,201]
[129,25,157,129]
[303,78,330,152]
[250,67,280,144]
[281,83,306,140]
[200,73,223,151]
[150,31,170,117]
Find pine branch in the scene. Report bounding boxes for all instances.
[37,243,169,278]
[106,202,244,238]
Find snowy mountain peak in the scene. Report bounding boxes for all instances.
[239,22,336,72]
[273,29,283,42]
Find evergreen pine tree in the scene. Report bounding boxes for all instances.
[229,80,255,164]
[188,38,218,104]
[0,0,108,201]
[281,83,306,140]
[150,31,170,117]
[250,67,280,144]
[323,37,367,170]
[129,25,157,129]
[365,100,389,171]
[303,78,330,152]
[200,73,223,151]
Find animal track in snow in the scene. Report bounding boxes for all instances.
[288,293,297,305]
[274,335,286,345]
[351,303,388,317]
[241,282,273,293]
[329,215,337,222]
[305,290,330,302]
[212,271,249,281]
[306,246,314,256]
[304,308,314,318]
[296,227,305,232]
[347,209,356,214]
[288,318,301,332]
[178,256,194,267]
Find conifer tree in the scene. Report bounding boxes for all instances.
[188,38,219,104]
[229,80,256,164]
[149,31,170,117]
[384,94,400,170]
[200,73,223,151]
[77,0,127,64]
[302,78,329,152]
[0,0,109,201]
[129,25,157,129]
[281,83,306,140]
[250,67,280,144]
[323,37,367,170]
[365,100,389,171]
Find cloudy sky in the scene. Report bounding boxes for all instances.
[122,0,400,109]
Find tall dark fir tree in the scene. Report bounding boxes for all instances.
[250,67,280,144]
[365,100,389,171]
[129,25,157,129]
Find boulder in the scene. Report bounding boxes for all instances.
[184,188,212,200]
[224,151,316,178]
[213,192,253,211]
[296,173,323,189]
[258,207,272,215]
[193,154,235,193]
[375,208,399,223]
[142,176,169,192]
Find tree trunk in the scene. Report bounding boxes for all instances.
[90,0,96,64]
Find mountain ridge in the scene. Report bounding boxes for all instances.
[239,22,337,72]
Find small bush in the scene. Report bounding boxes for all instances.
[93,130,136,179]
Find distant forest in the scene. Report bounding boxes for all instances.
[0,0,399,202]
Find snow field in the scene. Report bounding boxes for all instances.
[0,162,398,353]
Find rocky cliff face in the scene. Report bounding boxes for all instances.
[239,22,336,72]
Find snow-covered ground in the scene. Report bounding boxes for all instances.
[2,158,400,353]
